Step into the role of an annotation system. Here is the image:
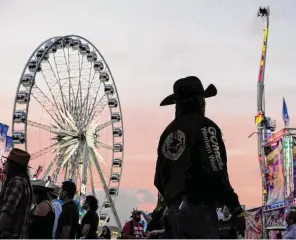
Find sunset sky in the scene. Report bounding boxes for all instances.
[1,0,296,222]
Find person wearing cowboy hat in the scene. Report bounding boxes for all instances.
[0,148,33,239]
[154,76,245,238]
[47,184,62,239]
[28,179,55,239]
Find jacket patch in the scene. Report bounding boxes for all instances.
[162,130,186,161]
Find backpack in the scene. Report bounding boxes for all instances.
[121,220,134,239]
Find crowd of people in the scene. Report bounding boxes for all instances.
[2,76,296,239]
[0,147,110,239]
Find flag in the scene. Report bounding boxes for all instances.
[282,97,290,127]
[5,136,12,152]
[1,125,9,142]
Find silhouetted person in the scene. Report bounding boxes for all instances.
[154,76,245,238]
[55,181,79,239]
[0,148,33,238]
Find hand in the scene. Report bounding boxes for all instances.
[233,213,246,237]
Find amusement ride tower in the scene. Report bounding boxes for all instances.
[255,6,276,206]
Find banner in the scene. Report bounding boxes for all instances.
[1,125,8,142]
[264,207,286,228]
[0,148,3,170]
[245,207,262,239]
[264,139,285,205]
[0,124,3,141]
[292,138,296,197]
[5,136,12,152]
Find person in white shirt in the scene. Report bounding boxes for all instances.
[48,184,62,239]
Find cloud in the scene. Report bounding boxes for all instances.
[95,188,156,226]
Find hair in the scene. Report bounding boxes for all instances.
[175,96,205,117]
[85,195,98,211]
[3,160,31,190]
[101,226,111,239]
[33,187,50,204]
[61,181,76,199]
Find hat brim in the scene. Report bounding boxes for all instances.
[32,185,54,192]
[1,156,32,168]
[160,84,217,106]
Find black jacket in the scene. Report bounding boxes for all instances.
[154,112,240,211]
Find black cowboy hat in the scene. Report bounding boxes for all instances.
[160,76,217,106]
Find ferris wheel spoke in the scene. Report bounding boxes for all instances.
[39,155,59,180]
[95,141,113,151]
[89,147,121,229]
[51,53,71,111]
[80,73,98,126]
[27,120,58,134]
[69,142,83,183]
[85,94,108,127]
[92,145,110,169]
[40,66,69,123]
[27,119,78,139]
[73,56,85,123]
[81,142,89,186]
[88,162,96,197]
[95,120,112,133]
[82,76,103,127]
[61,141,80,168]
[42,57,69,113]
[30,142,59,160]
[52,142,78,182]
[29,84,61,125]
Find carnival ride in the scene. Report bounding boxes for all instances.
[11,36,124,229]
[245,6,296,239]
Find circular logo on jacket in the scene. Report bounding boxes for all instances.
[162,130,186,161]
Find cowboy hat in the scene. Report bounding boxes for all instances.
[48,183,60,197]
[31,179,54,192]
[160,76,217,106]
[2,148,31,167]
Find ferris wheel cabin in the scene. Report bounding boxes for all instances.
[113,128,123,137]
[113,143,123,152]
[105,85,115,95]
[13,110,26,123]
[16,91,29,103]
[21,74,34,87]
[109,187,119,196]
[111,113,121,122]
[104,201,111,209]
[44,41,57,53]
[28,60,41,73]
[12,130,25,144]
[108,99,118,108]
[36,49,49,61]
[100,72,110,82]
[94,61,104,72]
[112,158,122,167]
[86,52,97,62]
[110,173,121,182]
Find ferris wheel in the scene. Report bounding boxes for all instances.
[11,35,124,228]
